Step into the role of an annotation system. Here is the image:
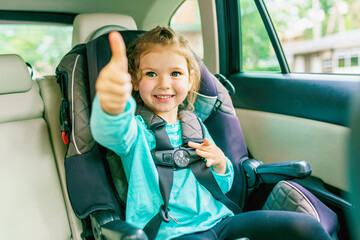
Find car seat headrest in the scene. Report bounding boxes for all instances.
[72,13,138,47]
[0,54,32,94]
[0,54,43,123]
[193,61,236,121]
[84,30,236,122]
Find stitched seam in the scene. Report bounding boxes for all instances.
[192,90,217,99]
[283,181,320,222]
[210,229,218,239]
[71,54,81,155]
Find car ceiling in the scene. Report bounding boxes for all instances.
[0,0,184,29]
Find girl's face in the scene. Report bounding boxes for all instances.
[134,46,192,124]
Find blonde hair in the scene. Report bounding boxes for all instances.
[127,26,201,111]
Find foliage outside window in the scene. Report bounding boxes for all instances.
[265,0,360,74]
[0,24,72,76]
[239,0,281,72]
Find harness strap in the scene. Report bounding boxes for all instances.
[143,124,174,240]
[143,165,174,240]
[190,161,242,214]
[137,105,241,240]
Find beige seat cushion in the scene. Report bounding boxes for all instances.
[0,119,71,239]
[72,13,137,47]
[0,54,72,239]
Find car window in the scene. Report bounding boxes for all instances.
[265,0,360,74]
[169,0,204,59]
[239,0,281,72]
[0,23,72,77]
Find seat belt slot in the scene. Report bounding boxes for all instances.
[59,98,70,144]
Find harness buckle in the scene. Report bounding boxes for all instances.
[152,147,201,169]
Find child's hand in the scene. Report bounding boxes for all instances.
[95,31,133,115]
[188,138,227,174]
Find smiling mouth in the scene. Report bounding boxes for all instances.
[154,95,174,99]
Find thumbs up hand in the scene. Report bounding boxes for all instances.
[95,31,133,115]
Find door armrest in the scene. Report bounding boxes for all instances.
[243,159,312,188]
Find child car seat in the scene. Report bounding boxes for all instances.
[56,30,339,240]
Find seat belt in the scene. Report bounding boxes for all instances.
[138,105,241,240]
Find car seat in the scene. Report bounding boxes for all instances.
[0,54,75,239]
[57,26,339,239]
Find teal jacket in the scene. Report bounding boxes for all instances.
[90,96,234,240]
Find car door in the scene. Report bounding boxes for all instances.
[216,0,360,238]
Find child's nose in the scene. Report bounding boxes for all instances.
[157,75,171,88]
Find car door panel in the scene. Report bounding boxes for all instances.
[229,72,359,191]
[236,108,349,190]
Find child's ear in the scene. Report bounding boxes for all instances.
[132,78,139,91]
[133,83,139,91]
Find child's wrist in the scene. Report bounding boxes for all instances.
[212,161,227,174]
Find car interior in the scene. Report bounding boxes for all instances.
[0,0,359,239]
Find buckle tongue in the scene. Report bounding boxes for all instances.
[159,205,179,224]
[168,212,180,224]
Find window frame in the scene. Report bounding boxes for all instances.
[216,0,289,76]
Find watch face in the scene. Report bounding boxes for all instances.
[173,149,190,168]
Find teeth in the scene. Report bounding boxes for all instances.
[156,95,172,99]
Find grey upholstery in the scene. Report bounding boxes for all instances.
[67,13,139,157]
[0,54,72,239]
[56,53,95,158]
[263,180,320,221]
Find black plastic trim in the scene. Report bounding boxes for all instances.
[215,0,229,76]
[227,0,240,74]
[294,177,352,210]
[0,10,76,24]
[229,72,360,126]
[254,0,289,73]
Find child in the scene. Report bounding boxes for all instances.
[90,27,331,240]
[90,26,234,239]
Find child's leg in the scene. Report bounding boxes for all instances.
[217,210,332,240]
[173,210,332,240]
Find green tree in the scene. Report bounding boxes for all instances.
[0,24,72,76]
[241,0,280,71]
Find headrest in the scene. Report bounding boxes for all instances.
[85,30,235,121]
[0,54,32,94]
[72,13,138,47]
[0,81,44,123]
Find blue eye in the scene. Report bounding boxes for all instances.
[171,72,180,77]
[146,72,156,77]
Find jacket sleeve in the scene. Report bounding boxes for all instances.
[90,95,138,156]
[201,121,234,194]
